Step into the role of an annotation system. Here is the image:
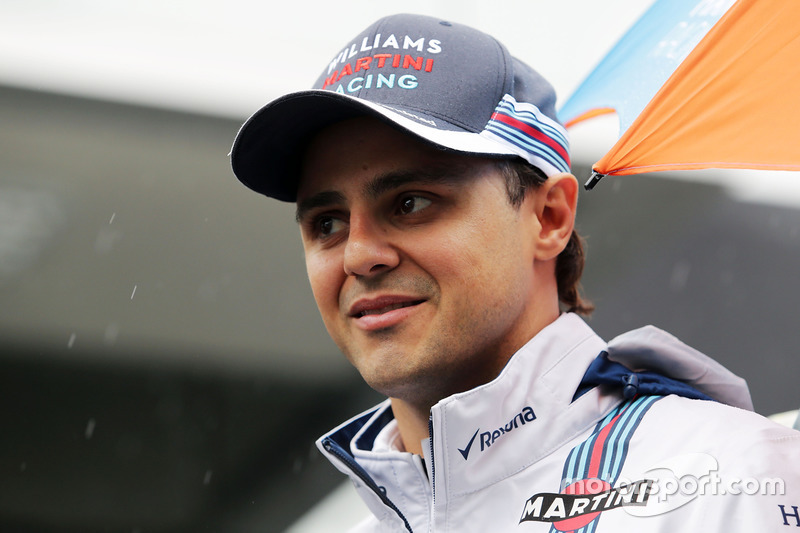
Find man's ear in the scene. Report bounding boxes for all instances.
[532,173,579,261]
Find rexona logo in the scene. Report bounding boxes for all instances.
[519,479,653,530]
[458,406,535,460]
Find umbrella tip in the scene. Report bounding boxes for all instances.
[584,171,606,190]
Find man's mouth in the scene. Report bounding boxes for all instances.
[355,300,425,317]
[347,295,429,331]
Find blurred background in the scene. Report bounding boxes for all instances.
[1,1,798,531]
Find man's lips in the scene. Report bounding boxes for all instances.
[348,295,427,318]
[347,295,427,331]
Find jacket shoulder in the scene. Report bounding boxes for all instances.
[632,395,800,475]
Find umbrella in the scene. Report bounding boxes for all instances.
[559,0,800,189]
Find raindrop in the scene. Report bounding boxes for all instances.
[109,212,116,224]
[130,285,137,300]
[67,333,76,349]
[20,462,26,472]
[85,418,96,439]
[203,469,213,485]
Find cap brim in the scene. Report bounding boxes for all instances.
[230,90,518,202]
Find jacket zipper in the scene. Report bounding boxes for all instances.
[321,437,414,533]
[428,416,436,507]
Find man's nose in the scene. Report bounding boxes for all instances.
[343,215,400,277]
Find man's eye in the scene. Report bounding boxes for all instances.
[398,195,432,215]
[317,216,345,237]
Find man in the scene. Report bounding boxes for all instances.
[231,14,799,532]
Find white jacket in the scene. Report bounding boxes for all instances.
[318,313,800,532]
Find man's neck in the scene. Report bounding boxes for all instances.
[389,398,431,456]
[387,303,562,456]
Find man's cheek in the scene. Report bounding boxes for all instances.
[306,255,337,296]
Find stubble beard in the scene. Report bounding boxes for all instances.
[346,297,521,414]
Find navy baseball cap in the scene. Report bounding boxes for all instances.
[231,13,570,202]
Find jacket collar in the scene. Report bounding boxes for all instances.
[316,313,753,524]
[425,313,615,497]
[318,314,616,516]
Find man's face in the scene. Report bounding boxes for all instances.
[296,117,559,407]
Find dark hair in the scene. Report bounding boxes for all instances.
[496,159,594,316]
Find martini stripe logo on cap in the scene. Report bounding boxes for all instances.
[482,95,571,176]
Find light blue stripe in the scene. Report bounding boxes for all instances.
[485,125,567,173]
[495,115,569,151]
[564,445,581,484]
[599,397,644,480]
[567,437,591,482]
[493,99,567,134]
[575,434,594,480]
[607,396,660,479]
[493,103,570,147]
[484,122,569,172]
[591,400,637,482]
[488,102,569,144]
[602,396,659,480]
[573,403,622,482]
[486,116,569,155]
[551,397,660,533]
[551,403,622,533]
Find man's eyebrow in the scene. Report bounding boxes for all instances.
[295,190,346,223]
[364,161,477,199]
[295,160,482,223]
